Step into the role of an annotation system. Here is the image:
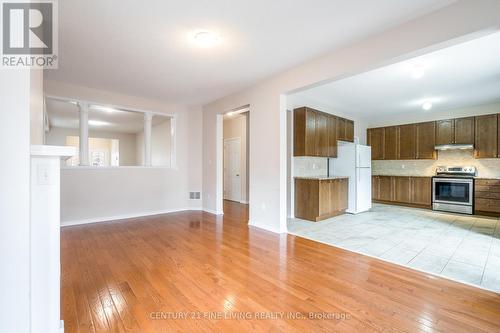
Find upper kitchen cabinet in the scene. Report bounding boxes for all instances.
[336,117,346,142]
[398,124,416,160]
[367,127,384,160]
[294,107,353,158]
[345,119,354,142]
[294,107,317,157]
[336,117,354,142]
[384,126,398,160]
[416,121,437,159]
[436,117,474,145]
[315,111,329,157]
[435,119,454,145]
[327,115,338,157]
[474,114,498,158]
[454,117,475,144]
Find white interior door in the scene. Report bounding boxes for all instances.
[223,138,241,202]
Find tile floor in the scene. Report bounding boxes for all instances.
[288,203,500,293]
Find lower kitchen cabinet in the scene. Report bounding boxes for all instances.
[410,177,432,206]
[295,177,348,222]
[394,176,411,204]
[372,175,432,208]
[475,179,500,216]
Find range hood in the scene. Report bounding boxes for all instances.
[434,144,474,151]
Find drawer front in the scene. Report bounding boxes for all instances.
[475,179,500,186]
[476,185,490,192]
[475,191,491,199]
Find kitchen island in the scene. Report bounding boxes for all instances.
[294,176,348,221]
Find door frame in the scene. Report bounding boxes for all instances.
[216,106,250,215]
[223,137,242,202]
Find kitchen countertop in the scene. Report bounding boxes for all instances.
[294,176,349,180]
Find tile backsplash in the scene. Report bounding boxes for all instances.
[293,157,328,177]
[372,150,500,179]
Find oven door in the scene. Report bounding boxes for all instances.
[432,178,473,206]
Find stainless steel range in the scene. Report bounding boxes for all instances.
[432,166,476,215]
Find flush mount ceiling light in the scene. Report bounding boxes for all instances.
[422,101,433,111]
[193,31,221,48]
[411,64,425,79]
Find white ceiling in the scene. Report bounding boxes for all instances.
[46,99,169,134]
[46,0,456,105]
[293,31,500,123]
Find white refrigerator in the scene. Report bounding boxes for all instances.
[329,141,372,214]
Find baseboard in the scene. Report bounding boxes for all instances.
[248,220,286,234]
[61,207,196,227]
[202,208,224,215]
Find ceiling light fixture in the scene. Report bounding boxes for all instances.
[422,101,433,111]
[193,31,221,48]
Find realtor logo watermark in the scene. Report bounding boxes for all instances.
[1,0,58,68]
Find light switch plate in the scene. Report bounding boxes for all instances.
[37,164,52,185]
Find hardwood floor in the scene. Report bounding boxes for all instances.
[61,202,500,333]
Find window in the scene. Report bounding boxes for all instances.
[44,97,174,168]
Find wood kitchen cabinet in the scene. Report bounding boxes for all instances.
[367,127,385,160]
[372,176,380,201]
[475,114,498,158]
[294,107,316,157]
[475,179,500,216]
[435,119,454,145]
[455,117,475,144]
[294,107,354,157]
[327,115,337,157]
[372,176,431,208]
[384,126,398,160]
[336,117,346,142]
[411,177,432,206]
[345,119,354,142]
[295,177,349,222]
[416,121,437,159]
[398,124,416,160]
[378,176,394,202]
[436,117,474,145]
[394,177,411,204]
[315,111,328,157]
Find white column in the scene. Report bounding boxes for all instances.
[78,102,89,166]
[144,113,153,167]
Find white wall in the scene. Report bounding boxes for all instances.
[45,127,139,166]
[0,69,32,333]
[44,80,203,224]
[202,0,500,233]
[223,113,249,203]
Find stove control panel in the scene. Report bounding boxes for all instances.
[436,166,476,176]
